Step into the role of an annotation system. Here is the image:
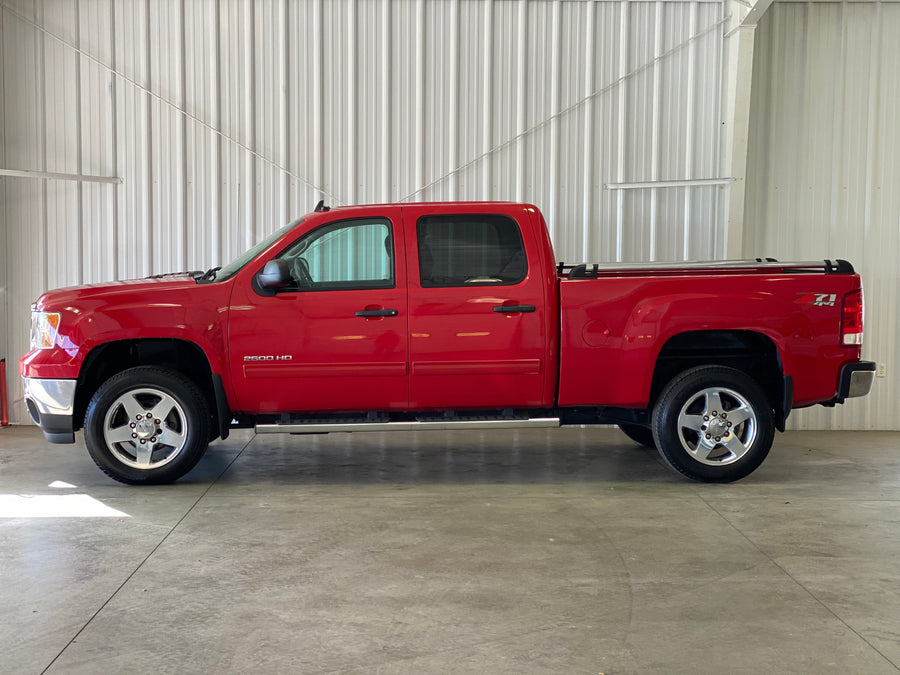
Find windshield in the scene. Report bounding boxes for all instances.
[209,219,303,283]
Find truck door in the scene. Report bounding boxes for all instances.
[403,205,548,409]
[228,213,408,412]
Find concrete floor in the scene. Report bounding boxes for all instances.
[1,425,899,674]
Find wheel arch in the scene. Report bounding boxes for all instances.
[74,338,228,439]
[650,330,789,430]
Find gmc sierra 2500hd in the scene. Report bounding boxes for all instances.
[21,202,875,484]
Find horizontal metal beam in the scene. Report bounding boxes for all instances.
[0,168,122,184]
[256,417,561,435]
[606,177,732,190]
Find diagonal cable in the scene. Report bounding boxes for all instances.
[0,1,343,205]
[400,11,731,202]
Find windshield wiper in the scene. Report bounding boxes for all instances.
[195,266,222,283]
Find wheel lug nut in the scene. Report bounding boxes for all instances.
[155,419,161,424]
[130,422,136,428]
[721,413,727,419]
[712,411,718,417]
[131,433,137,438]
[150,436,157,442]
[726,421,732,427]
[715,436,721,442]
[701,425,707,431]
[705,434,711,439]
[140,439,146,444]
[703,416,709,421]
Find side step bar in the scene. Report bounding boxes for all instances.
[255,417,561,435]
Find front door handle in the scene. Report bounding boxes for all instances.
[492,304,536,313]
[355,308,399,318]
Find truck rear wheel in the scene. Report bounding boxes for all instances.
[84,366,210,485]
[652,366,774,482]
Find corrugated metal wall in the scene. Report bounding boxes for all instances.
[2,0,733,425]
[745,1,900,430]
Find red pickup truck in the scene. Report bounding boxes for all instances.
[20,201,874,485]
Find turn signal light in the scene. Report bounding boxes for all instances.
[30,311,61,350]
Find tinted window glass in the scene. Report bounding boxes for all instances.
[280,218,393,290]
[417,214,526,287]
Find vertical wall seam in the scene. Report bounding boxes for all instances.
[830,2,847,246]
[449,0,459,200]
[283,0,290,216]
[74,0,84,285]
[144,0,153,276]
[482,0,493,198]
[711,0,725,258]
[649,0,663,261]
[581,0,595,259]
[37,0,48,292]
[515,0,527,202]
[415,0,425,200]
[110,0,119,280]
[382,0,391,202]
[0,0,6,367]
[180,0,188,270]
[615,0,628,261]
[796,6,811,263]
[861,0,883,431]
[347,0,357,205]
[214,0,222,265]
[248,0,256,245]
[683,1,698,260]
[313,0,324,202]
[548,0,561,245]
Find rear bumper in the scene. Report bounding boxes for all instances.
[22,377,76,443]
[837,361,876,400]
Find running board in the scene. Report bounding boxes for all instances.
[255,417,561,435]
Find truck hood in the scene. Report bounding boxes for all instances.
[34,274,201,309]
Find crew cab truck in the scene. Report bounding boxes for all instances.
[20,202,875,485]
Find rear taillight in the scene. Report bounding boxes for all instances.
[841,289,864,346]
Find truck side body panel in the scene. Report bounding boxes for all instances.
[557,272,863,409]
[401,202,557,410]
[21,278,232,389]
[226,207,411,413]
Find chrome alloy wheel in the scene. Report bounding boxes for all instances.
[675,386,757,466]
[102,387,188,470]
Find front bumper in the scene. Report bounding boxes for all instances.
[22,377,77,443]
[837,361,876,400]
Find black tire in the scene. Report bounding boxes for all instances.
[652,366,775,482]
[618,424,656,448]
[84,366,211,485]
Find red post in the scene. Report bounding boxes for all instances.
[0,359,8,426]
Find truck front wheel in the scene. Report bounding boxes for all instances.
[652,366,775,482]
[84,366,211,485]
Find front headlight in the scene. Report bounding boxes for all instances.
[30,309,61,350]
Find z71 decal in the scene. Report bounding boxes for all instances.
[795,293,837,307]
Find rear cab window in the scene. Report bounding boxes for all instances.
[416,214,527,287]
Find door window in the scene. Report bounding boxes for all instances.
[280,218,394,291]
[416,214,526,287]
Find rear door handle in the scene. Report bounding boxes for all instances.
[355,308,399,318]
[492,304,536,313]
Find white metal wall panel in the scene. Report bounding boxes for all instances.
[3,0,734,425]
[745,1,900,430]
